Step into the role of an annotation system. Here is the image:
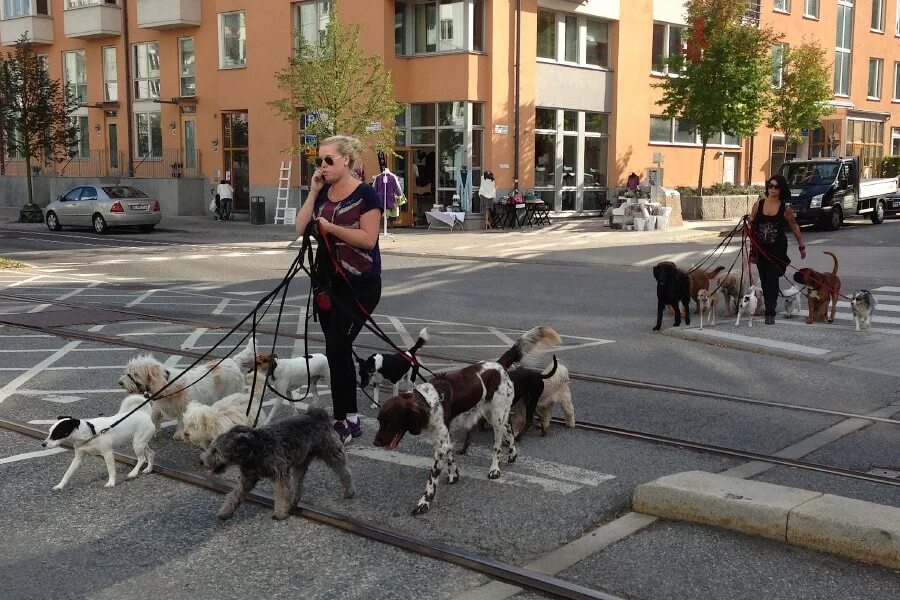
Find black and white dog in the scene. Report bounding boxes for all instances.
[358,328,429,407]
[850,290,877,331]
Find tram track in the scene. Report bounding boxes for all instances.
[0,300,898,489]
[0,418,618,600]
[1,290,898,428]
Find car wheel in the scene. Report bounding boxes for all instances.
[93,214,108,234]
[46,211,62,231]
[828,207,842,231]
[137,224,155,233]
[870,202,885,224]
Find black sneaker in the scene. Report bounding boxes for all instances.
[346,419,362,438]
[333,421,352,444]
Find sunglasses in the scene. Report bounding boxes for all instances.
[766,183,781,190]
[315,156,339,167]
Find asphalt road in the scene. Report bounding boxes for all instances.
[0,219,898,599]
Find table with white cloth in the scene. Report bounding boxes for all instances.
[425,210,466,231]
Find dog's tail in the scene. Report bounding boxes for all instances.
[707,265,725,278]
[233,335,258,370]
[408,328,429,356]
[541,355,559,380]
[824,251,839,275]
[497,326,562,369]
[306,407,331,422]
[118,394,152,415]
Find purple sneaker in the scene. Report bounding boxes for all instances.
[333,421,352,444]
[347,419,362,438]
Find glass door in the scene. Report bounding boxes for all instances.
[391,149,413,227]
[182,117,196,171]
[107,120,119,175]
[222,111,249,212]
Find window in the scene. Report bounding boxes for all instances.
[891,127,900,154]
[652,22,686,74]
[585,20,609,68]
[774,0,791,12]
[135,112,162,159]
[871,0,886,31]
[650,116,739,147]
[68,116,89,159]
[537,10,556,59]
[846,119,884,168]
[102,46,117,102]
[179,37,195,97]
[395,0,483,55]
[296,0,331,47]
[896,0,900,35]
[63,50,87,104]
[219,11,246,68]
[894,61,900,100]
[537,11,609,68]
[133,42,159,100]
[65,0,119,7]
[804,0,819,17]
[2,0,49,18]
[834,1,853,96]
[772,44,787,88]
[563,15,577,62]
[868,58,883,98]
[673,118,696,144]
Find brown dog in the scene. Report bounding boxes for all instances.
[687,265,725,314]
[793,251,841,324]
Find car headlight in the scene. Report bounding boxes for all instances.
[809,194,823,209]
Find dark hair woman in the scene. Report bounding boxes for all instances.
[295,135,382,443]
[749,173,806,324]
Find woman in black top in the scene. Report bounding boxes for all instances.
[750,174,806,324]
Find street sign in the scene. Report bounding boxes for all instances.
[304,134,317,145]
[283,208,297,226]
[304,112,318,126]
[652,152,665,163]
[366,121,383,132]
[493,124,509,135]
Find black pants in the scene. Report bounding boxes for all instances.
[756,259,782,317]
[318,277,381,421]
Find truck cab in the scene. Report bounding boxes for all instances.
[779,157,898,230]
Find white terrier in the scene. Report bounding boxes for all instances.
[781,285,802,318]
[735,285,761,327]
[252,352,330,424]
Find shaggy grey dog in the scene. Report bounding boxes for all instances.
[203,408,355,521]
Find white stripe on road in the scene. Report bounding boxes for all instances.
[0,448,66,465]
[126,288,158,307]
[212,299,230,315]
[836,300,900,313]
[689,329,831,356]
[872,286,900,293]
[799,309,900,325]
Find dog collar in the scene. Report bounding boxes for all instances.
[85,421,96,435]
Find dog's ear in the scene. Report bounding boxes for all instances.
[57,415,72,420]
[408,394,429,435]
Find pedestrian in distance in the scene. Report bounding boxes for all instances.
[295,135,383,444]
[216,179,235,221]
[749,174,806,325]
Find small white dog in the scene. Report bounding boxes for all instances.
[781,285,802,318]
[850,290,877,331]
[735,285,761,327]
[43,395,155,490]
[697,288,719,330]
[119,338,256,436]
[252,351,330,424]
[181,386,265,450]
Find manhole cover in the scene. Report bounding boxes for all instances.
[0,308,134,328]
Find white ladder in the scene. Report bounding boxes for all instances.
[273,160,292,224]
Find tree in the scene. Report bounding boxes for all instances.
[656,0,779,194]
[270,1,403,156]
[767,41,835,162]
[0,34,78,207]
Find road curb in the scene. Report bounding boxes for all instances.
[633,471,900,570]
[661,326,852,363]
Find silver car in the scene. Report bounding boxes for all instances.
[44,185,162,234]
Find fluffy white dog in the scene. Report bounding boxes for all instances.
[43,395,155,490]
[781,285,802,318]
[119,338,256,437]
[735,285,761,327]
[252,352,330,424]
[181,386,265,450]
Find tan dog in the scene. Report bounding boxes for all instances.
[792,251,841,324]
[687,265,725,314]
[697,288,719,329]
[714,272,741,316]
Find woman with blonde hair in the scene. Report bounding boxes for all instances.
[296,135,383,443]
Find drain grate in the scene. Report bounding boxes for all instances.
[0,308,135,328]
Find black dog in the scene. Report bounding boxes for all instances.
[460,355,558,453]
[652,261,691,331]
[203,408,355,521]
[358,328,428,407]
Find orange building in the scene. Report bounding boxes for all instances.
[0,1,898,222]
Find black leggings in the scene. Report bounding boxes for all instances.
[317,277,381,421]
[756,259,783,317]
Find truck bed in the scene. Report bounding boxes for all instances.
[859,177,899,199]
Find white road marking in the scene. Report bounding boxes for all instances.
[40,395,86,404]
[126,288,158,307]
[0,448,66,465]
[212,299,230,315]
[872,286,900,293]
[387,316,414,348]
[0,333,97,405]
[690,329,831,356]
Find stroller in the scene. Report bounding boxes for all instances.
[210,187,234,221]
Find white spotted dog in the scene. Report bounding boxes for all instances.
[850,290,877,331]
[373,326,560,515]
[252,351,330,424]
[697,288,719,330]
[118,337,256,438]
[780,285,802,318]
[42,395,155,490]
[358,328,429,409]
[735,285,761,327]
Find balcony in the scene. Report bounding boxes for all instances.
[63,0,122,39]
[136,0,201,30]
[0,15,54,46]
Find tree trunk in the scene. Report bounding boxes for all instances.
[24,153,33,205]
[697,138,708,197]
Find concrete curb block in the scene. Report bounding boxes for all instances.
[661,326,853,363]
[634,471,900,570]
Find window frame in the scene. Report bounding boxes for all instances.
[2,0,50,19]
[218,10,247,69]
[536,10,610,69]
[871,0,886,32]
[772,43,787,89]
[132,41,160,101]
[68,115,89,160]
[893,61,900,101]
[834,1,854,97]
[649,115,741,148]
[295,0,331,48]
[651,22,687,76]
[773,0,791,14]
[394,1,484,57]
[867,57,883,99]
[62,49,87,105]
[65,0,120,7]
[134,111,162,160]
[178,36,195,98]
[102,45,117,102]
[803,0,819,18]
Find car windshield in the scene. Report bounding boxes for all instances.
[102,186,149,199]
[780,163,839,187]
